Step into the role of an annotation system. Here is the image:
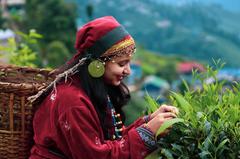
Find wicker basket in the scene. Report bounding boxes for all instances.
[0,64,54,159]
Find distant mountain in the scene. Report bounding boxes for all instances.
[151,0,240,13]
[71,0,240,67]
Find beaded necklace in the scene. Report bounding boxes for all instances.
[107,95,123,140]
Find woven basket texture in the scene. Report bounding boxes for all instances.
[0,64,53,159]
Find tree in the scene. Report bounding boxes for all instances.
[86,4,94,20]
[24,0,77,63]
[0,9,7,29]
[45,40,71,68]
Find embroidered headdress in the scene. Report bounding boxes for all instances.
[70,16,135,63]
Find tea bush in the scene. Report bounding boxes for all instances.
[146,63,240,159]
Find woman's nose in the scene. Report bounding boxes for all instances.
[123,63,131,75]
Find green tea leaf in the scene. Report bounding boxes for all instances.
[144,92,159,114]
[171,92,193,115]
[216,139,229,155]
[171,143,183,154]
[161,148,174,159]
[181,78,190,92]
[156,118,184,137]
[199,150,211,158]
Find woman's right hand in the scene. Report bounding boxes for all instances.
[146,111,177,137]
[150,104,179,120]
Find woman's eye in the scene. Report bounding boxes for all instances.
[118,61,128,67]
[118,63,125,67]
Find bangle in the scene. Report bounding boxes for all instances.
[143,114,151,123]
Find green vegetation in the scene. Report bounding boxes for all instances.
[24,0,77,54]
[0,30,42,67]
[135,46,183,82]
[145,62,240,158]
[76,0,240,67]
[123,93,147,125]
[0,9,6,29]
[0,0,77,68]
[1,0,78,68]
[45,40,71,68]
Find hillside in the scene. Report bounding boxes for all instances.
[72,0,240,67]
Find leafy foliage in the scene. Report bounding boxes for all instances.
[0,30,42,67]
[76,0,240,67]
[0,9,7,29]
[123,93,148,125]
[135,46,183,82]
[45,40,71,68]
[24,0,77,55]
[146,63,240,158]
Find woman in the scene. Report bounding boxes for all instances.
[29,16,178,159]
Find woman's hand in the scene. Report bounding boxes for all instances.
[150,104,179,120]
[146,111,177,136]
[144,105,179,137]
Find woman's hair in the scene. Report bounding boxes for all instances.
[54,53,131,139]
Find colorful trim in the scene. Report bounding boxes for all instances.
[102,37,135,57]
[136,126,157,150]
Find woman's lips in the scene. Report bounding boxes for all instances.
[117,76,124,81]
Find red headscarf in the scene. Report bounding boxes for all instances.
[69,16,132,64]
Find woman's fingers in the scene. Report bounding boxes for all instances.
[150,105,179,120]
[147,112,176,134]
[160,105,179,115]
[158,112,177,119]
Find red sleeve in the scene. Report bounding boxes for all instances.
[122,117,145,134]
[58,106,150,159]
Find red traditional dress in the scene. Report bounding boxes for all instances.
[29,76,156,159]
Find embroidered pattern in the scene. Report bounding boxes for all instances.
[100,45,136,64]
[102,37,135,57]
[136,127,157,150]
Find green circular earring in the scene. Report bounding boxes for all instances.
[88,60,105,78]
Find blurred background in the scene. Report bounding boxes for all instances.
[1,0,240,124]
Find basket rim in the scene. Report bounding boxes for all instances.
[0,64,52,72]
[0,130,31,134]
[0,81,42,90]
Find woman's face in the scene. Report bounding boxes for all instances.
[103,54,132,86]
